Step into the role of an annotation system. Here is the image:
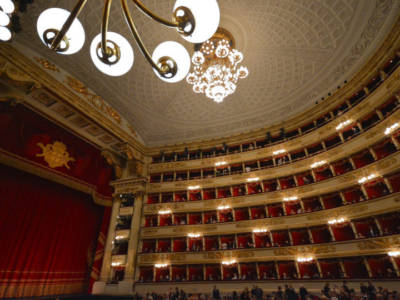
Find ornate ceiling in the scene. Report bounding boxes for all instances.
[14,0,400,146]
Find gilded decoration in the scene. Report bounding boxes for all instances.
[273,245,336,256]
[65,76,122,124]
[34,57,60,72]
[357,236,400,250]
[36,141,75,169]
[204,251,255,259]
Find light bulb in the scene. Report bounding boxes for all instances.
[90,32,134,77]
[0,26,11,41]
[0,10,10,26]
[37,8,85,55]
[0,0,15,14]
[174,0,220,43]
[152,41,190,83]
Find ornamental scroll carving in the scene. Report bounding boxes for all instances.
[357,236,400,250]
[203,250,255,260]
[36,141,75,169]
[273,245,336,256]
[139,253,186,263]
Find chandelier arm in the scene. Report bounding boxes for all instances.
[120,0,170,75]
[50,0,87,51]
[130,0,179,28]
[101,0,113,55]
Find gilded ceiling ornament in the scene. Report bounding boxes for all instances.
[65,75,122,124]
[34,57,60,72]
[36,141,75,169]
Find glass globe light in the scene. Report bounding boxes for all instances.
[0,0,15,14]
[37,8,85,55]
[173,0,220,43]
[152,41,190,83]
[90,32,134,77]
[0,10,10,26]
[0,26,11,41]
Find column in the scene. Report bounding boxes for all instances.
[315,260,323,278]
[125,192,144,281]
[99,197,121,281]
[363,257,373,278]
[307,228,314,243]
[389,256,400,277]
[350,221,358,238]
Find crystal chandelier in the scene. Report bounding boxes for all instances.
[186,29,249,103]
[31,0,221,82]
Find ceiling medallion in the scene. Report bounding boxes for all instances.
[186,28,249,103]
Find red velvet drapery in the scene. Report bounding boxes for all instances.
[0,103,113,200]
[0,164,104,298]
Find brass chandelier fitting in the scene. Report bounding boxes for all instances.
[35,0,220,81]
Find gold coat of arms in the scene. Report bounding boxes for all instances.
[36,141,75,169]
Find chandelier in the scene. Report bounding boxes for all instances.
[32,0,220,82]
[186,28,248,103]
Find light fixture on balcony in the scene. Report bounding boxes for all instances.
[328,217,346,225]
[336,120,352,130]
[385,123,399,135]
[215,161,227,166]
[253,228,268,233]
[111,261,122,267]
[222,259,236,265]
[155,263,169,268]
[310,160,327,169]
[283,196,298,202]
[35,0,220,79]
[273,149,286,155]
[0,0,15,41]
[186,28,248,103]
[358,174,377,184]
[297,256,314,263]
[188,233,201,238]
[247,177,260,182]
[217,205,230,210]
[158,209,172,215]
[188,185,200,190]
[388,251,400,257]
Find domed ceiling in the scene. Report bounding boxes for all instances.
[14,0,400,146]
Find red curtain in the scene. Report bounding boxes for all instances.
[251,206,266,219]
[290,229,310,245]
[138,267,153,282]
[364,180,389,199]
[254,233,270,248]
[342,258,369,278]
[388,172,400,193]
[272,231,290,246]
[205,236,219,251]
[311,226,332,244]
[373,140,397,160]
[366,256,395,278]
[285,201,301,215]
[188,213,202,225]
[147,194,159,204]
[298,262,318,278]
[0,164,104,298]
[88,207,110,293]
[303,197,322,212]
[205,265,220,280]
[319,260,341,278]
[258,262,276,279]
[322,193,343,209]
[0,103,113,199]
[331,223,355,241]
[173,238,186,252]
[234,208,249,221]
[278,262,297,279]
[268,204,283,217]
[188,265,203,281]
[141,240,156,253]
[157,240,171,252]
[172,266,186,281]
